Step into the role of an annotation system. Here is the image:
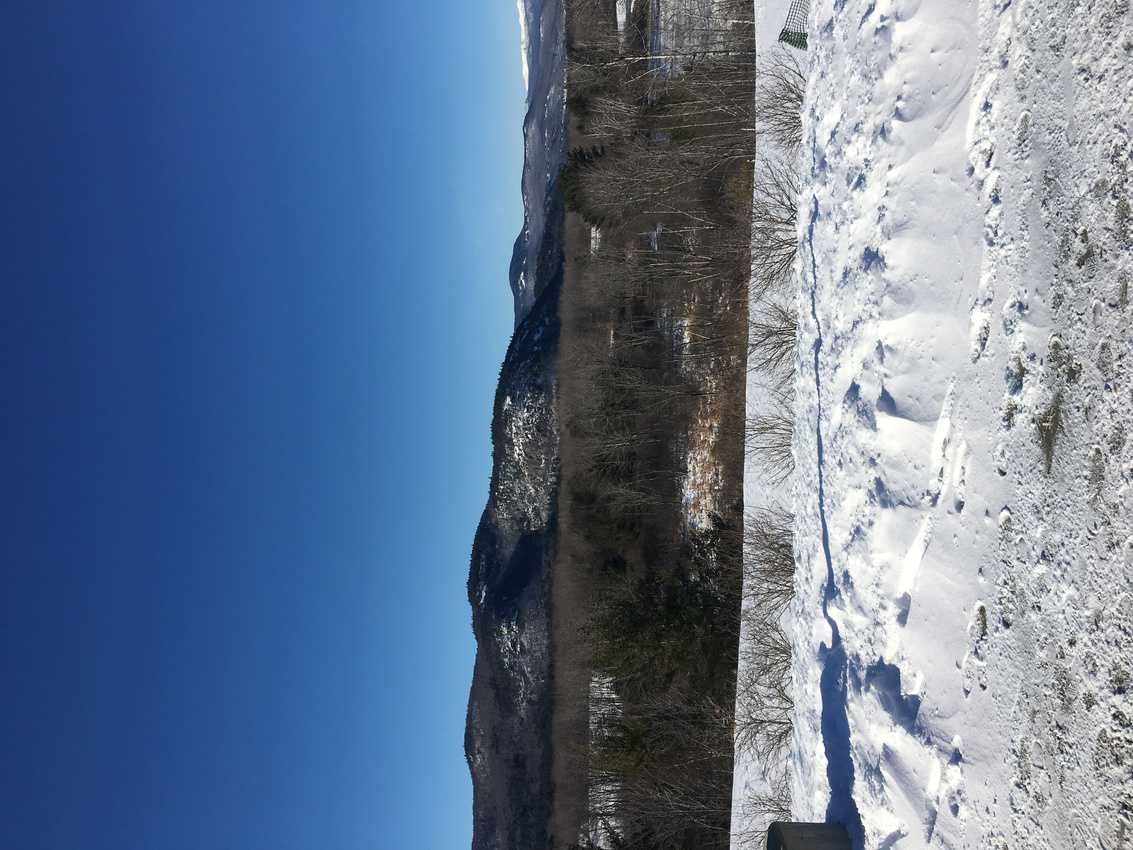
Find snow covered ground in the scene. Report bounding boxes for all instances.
[738,0,1133,847]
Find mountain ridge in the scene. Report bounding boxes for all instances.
[464,0,567,846]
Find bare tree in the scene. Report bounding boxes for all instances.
[748,300,798,376]
[750,156,801,297]
[745,403,795,484]
[743,507,795,616]
[588,691,737,850]
[757,47,806,151]
[734,621,793,760]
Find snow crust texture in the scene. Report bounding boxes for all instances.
[790,0,1133,847]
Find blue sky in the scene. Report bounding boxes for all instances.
[1,2,524,848]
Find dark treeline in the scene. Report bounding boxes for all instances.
[556,1,756,848]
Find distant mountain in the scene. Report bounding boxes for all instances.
[464,0,566,847]
[507,0,567,326]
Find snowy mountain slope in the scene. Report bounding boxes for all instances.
[464,2,568,848]
[465,274,561,850]
[510,0,567,324]
[787,0,1133,848]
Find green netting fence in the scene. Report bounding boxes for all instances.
[778,0,810,49]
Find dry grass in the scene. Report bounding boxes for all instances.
[1037,391,1064,474]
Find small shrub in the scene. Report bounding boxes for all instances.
[1037,392,1064,474]
[1110,663,1130,695]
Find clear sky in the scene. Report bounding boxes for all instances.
[2,2,524,848]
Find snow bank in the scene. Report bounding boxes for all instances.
[786,0,1133,847]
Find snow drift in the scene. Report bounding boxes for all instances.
[781,0,1133,847]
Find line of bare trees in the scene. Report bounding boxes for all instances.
[731,46,808,846]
